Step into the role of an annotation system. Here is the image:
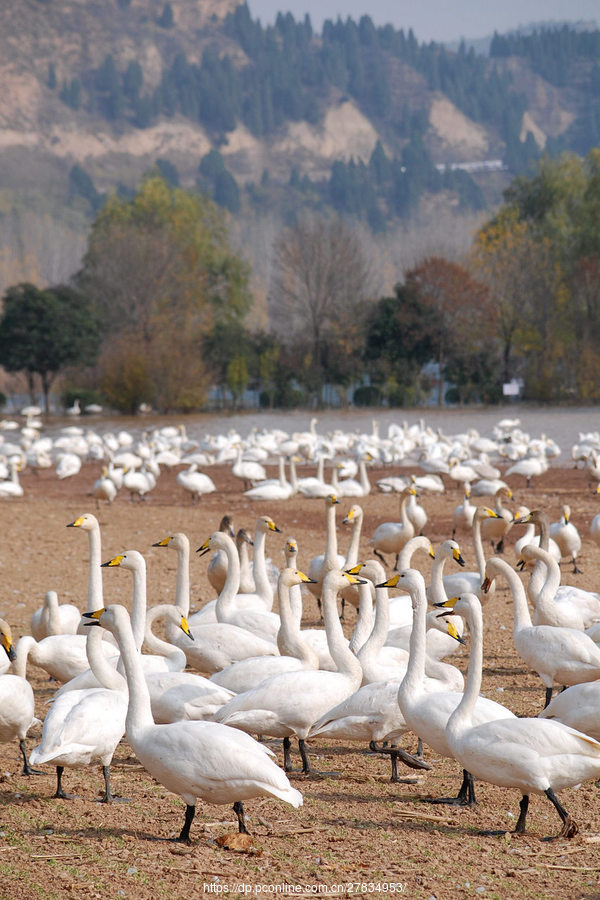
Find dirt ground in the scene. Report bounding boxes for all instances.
[1,455,600,900]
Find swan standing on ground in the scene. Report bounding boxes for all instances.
[550,504,582,573]
[482,557,600,708]
[0,459,24,497]
[205,515,235,597]
[176,463,216,502]
[0,620,41,775]
[93,466,117,507]
[84,605,302,842]
[437,508,501,600]
[519,544,600,629]
[29,622,128,802]
[306,495,345,615]
[443,593,600,839]
[387,570,515,805]
[214,570,364,774]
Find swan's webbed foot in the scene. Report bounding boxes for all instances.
[174,804,195,843]
[426,770,476,807]
[542,788,579,840]
[296,739,335,778]
[572,559,582,574]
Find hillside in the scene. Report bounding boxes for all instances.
[0,1,598,301]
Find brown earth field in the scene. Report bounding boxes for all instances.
[1,457,600,900]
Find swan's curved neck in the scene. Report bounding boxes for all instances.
[276,578,318,666]
[358,582,390,661]
[322,578,362,684]
[43,592,61,636]
[130,562,147,652]
[111,615,154,740]
[530,549,561,610]
[250,527,272,605]
[144,605,187,669]
[428,552,450,605]
[215,536,241,622]
[87,626,126,691]
[472,516,487,580]
[495,561,533,633]
[13,635,35,678]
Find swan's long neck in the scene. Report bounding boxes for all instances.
[112,613,154,740]
[175,540,190,616]
[13,635,35,678]
[288,457,298,493]
[87,524,103,612]
[472,515,487,580]
[215,535,241,622]
[529,515,550,600]
[398,577,428,703]
[43,591,61,636]
[87,626,126,691]
[530,548,561,612]
[277,577,318,666]
[130,561,147,652]
[359,459,370,494]
[446,600,484,738]
[348,580,374,655]
[144,605,187,669]
[428,551,450,606]
[238,539,256,596]
[250,528,272,606]
[343,511,363,568]
[323,503,339,566]
[358,582,390,663]
[322,576,362,684]
[494,560,533,634]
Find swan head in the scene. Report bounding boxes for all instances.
[343,504,363,524]
[101,551,145,572]
[256,515,282,535]
[197,531,235,556]
[437,539,465,567]
[436,592,481,629]
[0,619,16,661]
[235,528,254,548]
[325,494,339,507]
[473,506,501,522]
[278,567,316,588]
[347,558,385,586]
[219,515,235,537]
[67,513,99,531]
[152,532,189,551]
[375,567,425,597]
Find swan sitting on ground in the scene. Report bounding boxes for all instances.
[84,604,302,842]
[30,590,81,641]
[443,593,600,839]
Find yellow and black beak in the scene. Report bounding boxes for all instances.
[82,609,105,626]
[152,537,172,547]
[179,616,194,640]
[1,634,15,661]
[101,555,124,568]
[67,516,85,528]
[196,539,211,556]
[376,573,400,588]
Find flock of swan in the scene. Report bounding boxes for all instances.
[4,411,600,848]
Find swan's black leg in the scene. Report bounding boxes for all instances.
[544,788,579,839]
[233,800,249,833]
[176,804,195,843]
[514,794,529,833]
[97,764,129,803]
[283,736,293,772]
[427,768,474,806]
[416,737,424,759]
[373,549,387,566]
[298,738,312,774]
[20,739,43,776]
[54,765,78,800]
[544,686,554,708]
[572,558,582,574]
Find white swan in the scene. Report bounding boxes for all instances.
[30,590,80,641]
[550,504,582,573]
[0,459,23,497]
[93,466,117,506]
[84,604,302,842]
[480,486,513,553]
[176,463,216,502]
[213,570,364,774]
[29,622,128,802]
[389,570,516,805]
[482,556,600,708]
[370,487,416,568]
[445,592,600,839]
[539,680,600,742]
[519,544,600,630]
[209,568,320,694]
[437,508,501,600]
[306,494,345,614]
[243,455,293,501]
[0,619,41,775]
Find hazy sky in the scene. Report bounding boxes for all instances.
[246,0,599,44]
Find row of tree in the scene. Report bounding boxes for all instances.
[1,145,600,413]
